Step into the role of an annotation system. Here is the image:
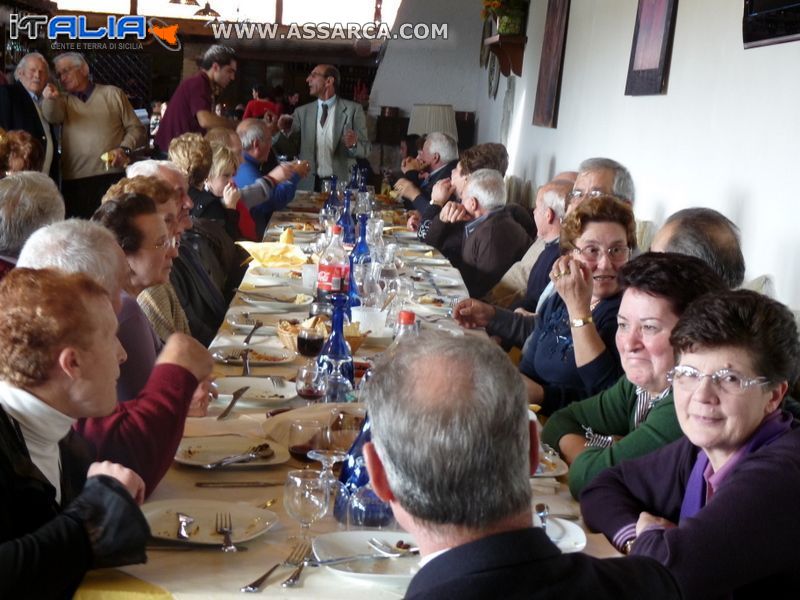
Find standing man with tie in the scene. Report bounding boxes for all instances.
[0,53,60,183]
[279,64,370,191]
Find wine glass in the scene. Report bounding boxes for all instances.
[295,364,327,405]
[324,359,354,404]
[288,419,325,462]
[283,469,329,539]
[297,327,325,365]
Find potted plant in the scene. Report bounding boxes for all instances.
[481,0,529,35]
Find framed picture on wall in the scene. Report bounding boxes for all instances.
[532,0,571,128]
[624,0,679,96]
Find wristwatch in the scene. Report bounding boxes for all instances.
[570,315,594,328]
[623,538,635,555]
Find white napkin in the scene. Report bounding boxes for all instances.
[261,402,366,447]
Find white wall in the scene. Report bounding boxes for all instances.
[486,0,800,307]
[368,0,484,116]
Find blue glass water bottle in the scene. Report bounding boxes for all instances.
[337,189,356,245]
[323,175,339,212]
[316,293,354,384]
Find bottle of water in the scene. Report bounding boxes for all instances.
[322,175,339,212]
[336,189,356,246]
[316,292,354,384]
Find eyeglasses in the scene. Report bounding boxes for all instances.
[666,365,770,395]
[572,245,630,263]
[151,237,180,250]
[568,189,607,202]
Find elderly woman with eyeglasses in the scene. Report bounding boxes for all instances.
[541,253,727,498]
[581,290,800,600]
[93,193,179,402]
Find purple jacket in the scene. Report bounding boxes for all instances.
[580,413,800,600]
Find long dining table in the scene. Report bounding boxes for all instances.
[75,191,619,599]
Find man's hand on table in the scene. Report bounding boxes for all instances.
[407,211,421,231]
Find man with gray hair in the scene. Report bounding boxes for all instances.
[0,52,59,181]
[42,52,146,218]
[428,169,532,297]
[363,332,680,599]
[17,219,214,495]
[571,157,635,205]
[650,207,745,288]
[395,131,459,212]
[0,171,65,278]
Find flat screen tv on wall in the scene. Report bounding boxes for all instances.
[743,0,800,48]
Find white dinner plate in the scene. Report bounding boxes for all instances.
[249,266,305,283]
[409,297,453,316]
[225,307,282,333]
[211,344,294,366]
[143,499,278,545]
[237,288,314,309]
[312,531,420,584]
[174,435,290,469]
[408,273,461,289]
[403,256,450,266]
[532,515,587,553]
[240,273,285,288]
[387,230,418,240]
[215,376,296,407]
[397,243,435,253]
[532,454,569,478]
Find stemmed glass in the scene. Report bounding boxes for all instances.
[283,469,329,540]
[294,327,326,404]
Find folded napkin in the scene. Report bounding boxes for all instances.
[183,413,267,439]
[75,569,171,599]
[262,402,366,447]
[236,242,308,267]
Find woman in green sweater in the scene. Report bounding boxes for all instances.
[541,252,726,498]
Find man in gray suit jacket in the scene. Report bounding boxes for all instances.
[279,64,369,191]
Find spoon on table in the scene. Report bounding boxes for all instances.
[535,503,550,533]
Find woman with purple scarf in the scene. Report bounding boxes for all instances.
[581,289,800,600]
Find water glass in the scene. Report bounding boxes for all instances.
[284,469,329,539]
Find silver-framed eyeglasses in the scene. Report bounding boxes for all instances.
[568,189,607,202]
[667,365,770,395]
[151,236,180,250]
[572,244,630,263]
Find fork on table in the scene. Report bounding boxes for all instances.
[281,543,314,587]
[215,512,237,553]
[241,541,310,592]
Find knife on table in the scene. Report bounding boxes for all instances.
[216,386,249,420]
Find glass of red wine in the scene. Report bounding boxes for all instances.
[288,419,325,462]
[296,326,327,404]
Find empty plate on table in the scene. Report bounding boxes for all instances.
[274,221,322,233]
[250,266,305,282]
[212,344,294,366]
[312,531,420,584]
[408,273,461,288]
[225,308,281,333]
[237,288,314,309]
[385,229,417,240]
[397,243,435,253]
[175,435,289,468]
[215,376,296,407]
[532,515,587,553]
[404,256,450,266]
[143,499,277,545]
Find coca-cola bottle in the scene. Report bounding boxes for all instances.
[337,189,356,246]
[316,225,349,303]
